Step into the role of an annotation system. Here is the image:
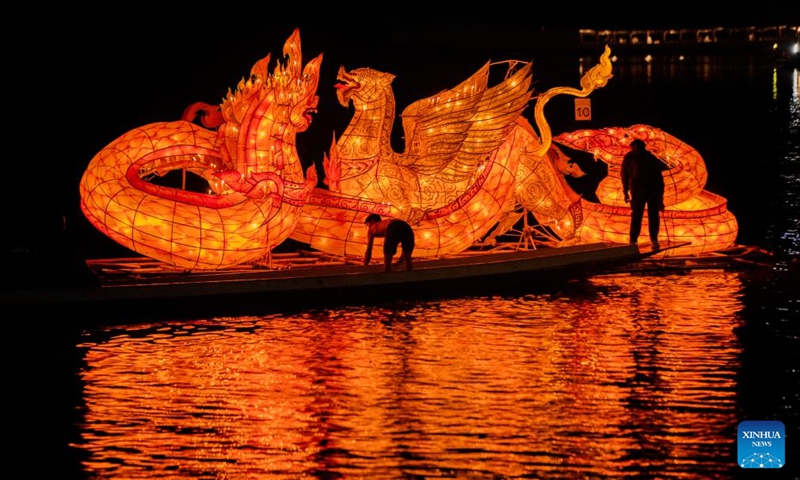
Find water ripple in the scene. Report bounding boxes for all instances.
[61,271,762,478]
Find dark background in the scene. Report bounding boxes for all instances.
[6,8,795,258]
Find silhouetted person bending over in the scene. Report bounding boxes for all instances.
[621,139,669,247]
[363,214,415,272]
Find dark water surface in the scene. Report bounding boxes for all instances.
[9,51,800,478]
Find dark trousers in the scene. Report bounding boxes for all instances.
[629,195,662,244]
[384,220,415,271]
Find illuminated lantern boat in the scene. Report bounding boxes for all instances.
[79,28,735,271]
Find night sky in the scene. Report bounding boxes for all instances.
[7,7,795,254]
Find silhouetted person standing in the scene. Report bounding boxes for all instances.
[363,214,415,272]
[621,139,669,247]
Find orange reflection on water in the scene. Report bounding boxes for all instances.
[73,272,745,478]
[551,273,744,475]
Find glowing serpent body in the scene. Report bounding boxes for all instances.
[79,30,322,270]
[553,125,738,256]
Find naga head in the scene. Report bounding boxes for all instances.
[334,66,396,107]
[221,28,323,132]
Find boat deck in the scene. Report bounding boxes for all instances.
[86,243,627,286]
[7,240,770,325]
[3,242,649,322]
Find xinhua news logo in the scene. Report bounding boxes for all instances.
[738,420,785,469]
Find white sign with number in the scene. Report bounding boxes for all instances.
[575,98,592,121]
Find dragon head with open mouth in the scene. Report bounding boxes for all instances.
[221,28,323,134]
[334,65,396,108]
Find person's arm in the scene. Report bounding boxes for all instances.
[621,155,631,203]
[653,153,668,210]
[364,231,374,265]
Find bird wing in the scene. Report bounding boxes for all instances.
[397,61,533,182]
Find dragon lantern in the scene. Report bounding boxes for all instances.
[553,125,738,256]
[79,29,321,270]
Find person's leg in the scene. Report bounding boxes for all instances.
[402,247,413,271]
[647,197,661,244]
[401,224,414,271]
[383,237,399,272]
[393,235,406,268]
[629,198,645,244]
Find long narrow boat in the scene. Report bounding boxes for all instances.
[2,242,682,324]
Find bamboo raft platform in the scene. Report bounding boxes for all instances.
[602,244,779,275]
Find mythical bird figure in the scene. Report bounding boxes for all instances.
[79,29,322,270]
[289,58,536,258]
[325,60,534,212]
[290,49,616,259]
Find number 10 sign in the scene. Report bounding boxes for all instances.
[575,98,592,121]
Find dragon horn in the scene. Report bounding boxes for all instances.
[337,65,354,82]
[303,53,323,90]
[282,28,302,80]
[250,54,272,81]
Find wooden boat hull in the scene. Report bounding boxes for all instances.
[3,242,664,324]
